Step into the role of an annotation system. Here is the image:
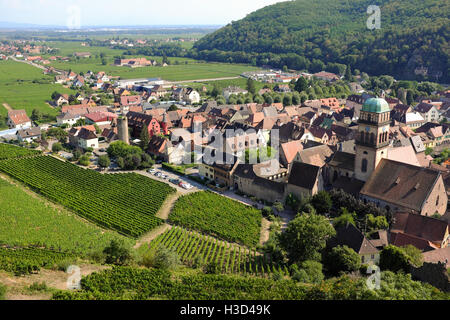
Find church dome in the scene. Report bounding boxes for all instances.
[362,98,390,113]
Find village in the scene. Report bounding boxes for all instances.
[2,49,450,278]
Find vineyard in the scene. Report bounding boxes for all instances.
[141,226,287,277]
[0,156,176,237]
[0,143,41,160]
[0,178,133,254]
[0,247,73,276]
[52,266,308,300]
[169,191,262,247]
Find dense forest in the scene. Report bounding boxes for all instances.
[190,0,449,82]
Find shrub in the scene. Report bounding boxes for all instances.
[0,284,6,300]
[292,260,324,284]
[153,246,180,270]
[311,191,332,215]
[52,142,62,153]
[103,240,133,266]
[323,245,361,276]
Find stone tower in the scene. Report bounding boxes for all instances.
[117,116,129,145]
[354,98,390,182]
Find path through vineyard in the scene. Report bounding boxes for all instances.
[259,218,271,245]
[0,264,110,300]
[134,223,172,249]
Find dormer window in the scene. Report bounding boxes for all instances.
[394,177,400,184]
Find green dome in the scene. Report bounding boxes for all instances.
[362,98,390,113]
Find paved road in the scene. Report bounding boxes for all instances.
[8,55,47,70]
[166,76,241,85]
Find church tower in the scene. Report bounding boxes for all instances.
[354,98,390,182]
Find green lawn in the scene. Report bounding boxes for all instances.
[0,60,75,121]
[0,177,134,255]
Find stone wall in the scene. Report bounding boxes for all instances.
[411,262,450,292]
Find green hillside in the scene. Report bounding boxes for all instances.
[191,0,449,82]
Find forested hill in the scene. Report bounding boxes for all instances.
[190,0,449,82]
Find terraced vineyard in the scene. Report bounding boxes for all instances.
[0,247,73,275]
[0,156,176,237]
[0,143,41,160]
[142,226,287,277]
[169,191,262,247]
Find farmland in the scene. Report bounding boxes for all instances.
[0,155,176,237]
[0,143,41,160]
[0,178,133,253]
[169,191,262,247]
[0,247,73,276]
[0,60,75,119]
[48,59,259,81]
[141,226,283,276]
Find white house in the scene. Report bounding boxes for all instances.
[16,127,41,143]
[56,113,82,126]
[7,110,31,129]
[183,88,201,104]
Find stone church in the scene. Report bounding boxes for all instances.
[328,98,448,217]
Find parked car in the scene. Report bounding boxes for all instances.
[155,172,162,177]
[169,179,180,185]
[148,168,156,174]
[179,182,193,190]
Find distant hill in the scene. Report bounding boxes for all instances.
[191,0,450,82]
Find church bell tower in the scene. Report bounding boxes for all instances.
[355,98,390,182]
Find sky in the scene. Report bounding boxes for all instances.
[0,0,287,27]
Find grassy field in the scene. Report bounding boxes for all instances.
[184,77,270,92]
[0,60,75,121]
[0,177,134,255]
[169,191,262,247]
[48,59,259,81]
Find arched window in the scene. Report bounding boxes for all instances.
[365,132,370,144]
[361,159,368,173]
[370,133,375,145]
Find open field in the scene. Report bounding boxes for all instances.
[0,155,176,237]
[48,59,259,81]
[0,177,133,254]
[0,60,74,118]
[169,191,262,247]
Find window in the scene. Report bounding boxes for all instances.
[361,159,368,173]
[362,256,365,263]
[371,254,375,260]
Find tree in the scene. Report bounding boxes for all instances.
[78,155,90,166]
[101,58,107,65]
[406,90,414,105]
[52,142,62,153]
[291,260,324,284]
[211,84,220,98]
[294,77,308,92]
[323,245,361,275]
[103,240,132,266]
[333,208,356,228]
[246,78,256,95]
[282,95,292,107]
[344,64,352,81]
[168,104,179,111]
[98,155,111,168]
[51,91,60,100]
[71,149,82,162]
[379,245,411,273]
[31,109,42,122]
[279,213,336,264]
[311,191,332,215]
[365,214,389,233]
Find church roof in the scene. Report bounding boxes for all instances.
[360,159,442,212]
[362,98,390,114]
